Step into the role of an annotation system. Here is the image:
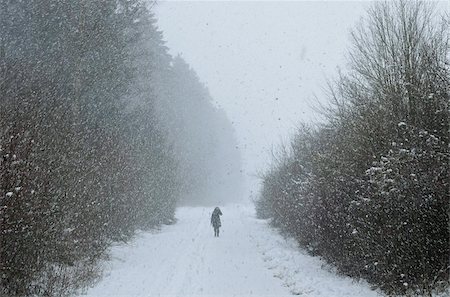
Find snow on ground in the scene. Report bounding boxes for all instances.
[80,204,382,297]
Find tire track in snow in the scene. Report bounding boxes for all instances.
[80,204,379,297]
[149,208,207,296]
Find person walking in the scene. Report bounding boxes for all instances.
[211,207,223,237]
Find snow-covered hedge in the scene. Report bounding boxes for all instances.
[0,1,182,296]
[257,1,449,295]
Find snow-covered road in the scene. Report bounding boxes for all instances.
[81,205,381,297]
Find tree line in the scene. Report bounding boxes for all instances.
[0,1,242,296]
[256,1,449,295]
[153,55,244,206]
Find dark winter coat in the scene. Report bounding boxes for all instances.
[211,207,222,228]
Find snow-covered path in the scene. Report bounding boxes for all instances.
[81,205,381,297]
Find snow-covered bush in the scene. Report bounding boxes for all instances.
[353,125,449,294]
[1,1,176,296]
[257,1,449,295]
[1,1,241,295]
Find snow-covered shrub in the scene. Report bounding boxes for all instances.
[257,1,449,295]
[353,125,449,294]
[0,1,180,296]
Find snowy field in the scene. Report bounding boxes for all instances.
[80,205,382,297]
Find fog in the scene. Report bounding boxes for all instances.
[2,1,448,296]
[155,1,371,196]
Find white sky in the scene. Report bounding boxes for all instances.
[154,1,373,194]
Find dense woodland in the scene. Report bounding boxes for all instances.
[0,1,242,296]
[153,55,244,206]
[257,1,449,296]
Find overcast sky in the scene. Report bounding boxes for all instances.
[154,1,373,194]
